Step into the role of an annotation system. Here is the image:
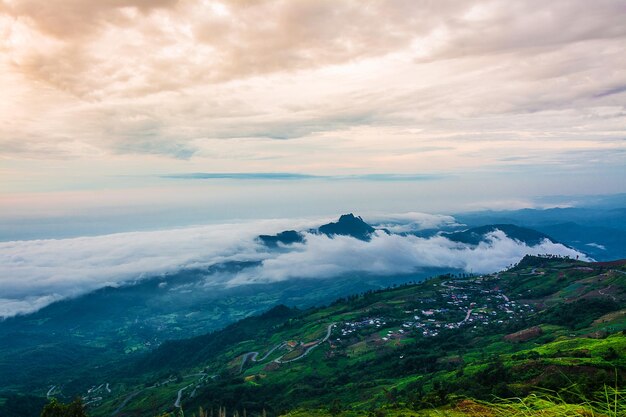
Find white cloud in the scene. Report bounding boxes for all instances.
[0,218,319,314]
[367,212,461,233]
[586,242,606,250]
[228,230,587,285]
[0,294,64,318]
[0,217,588,318]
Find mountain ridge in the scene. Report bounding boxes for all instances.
[444,224,560,246]
[258,213,378,246]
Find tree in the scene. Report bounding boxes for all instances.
[41,398,88,417]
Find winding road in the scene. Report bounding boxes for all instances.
[458,309,473,325]
[114,323,337,414]
[174,385,192,408]
[599,285,617,301]
[274,323,335,364]
[239,323,335,370]
[112,376,176,416]
[112,390,144,416]
[239,342,286,372]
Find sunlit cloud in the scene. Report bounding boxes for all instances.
[0,0,624,171]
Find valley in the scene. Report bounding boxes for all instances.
[45,255,625,417]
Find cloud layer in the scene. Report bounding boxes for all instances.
[0,215,587,318]
[1,0,625,191]
[229,230,586,285]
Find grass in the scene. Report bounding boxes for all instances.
[279,384,626,416]
[522,333,626,361]
[468,384,625,417]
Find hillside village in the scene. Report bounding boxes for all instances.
[330,274,535,347]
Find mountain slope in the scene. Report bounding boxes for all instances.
[59,255,626,417]
[0,261,455,395]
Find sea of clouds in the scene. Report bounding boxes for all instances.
[0,213,587,318]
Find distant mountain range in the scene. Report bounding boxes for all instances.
[259,213,563,248]
[444,224,558,246]
[456,206,626,261]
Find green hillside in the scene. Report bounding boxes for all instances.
[11,256,626,417]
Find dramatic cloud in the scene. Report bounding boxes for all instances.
[0,215,588,318]
[0,0,473,96]
[0,0,624,182]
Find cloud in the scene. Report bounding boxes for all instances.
[366,212,461,233]
[228,230,587,285]
[425,0,626,60]
[0,220,280,316]
[586,242,606,250]
[1,0,625,170]
[3,0,622,104]
[0,294,64,318]
[161,173,443,181]
[164,172,322,180]
[1,0,177,40]
[1,0,475,96]
[5,0,622,99]
[0,216,588,318]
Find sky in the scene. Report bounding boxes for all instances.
[0,0,625,227]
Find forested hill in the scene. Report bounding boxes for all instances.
[40,254,623,417]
